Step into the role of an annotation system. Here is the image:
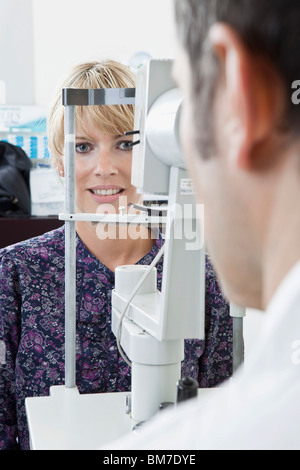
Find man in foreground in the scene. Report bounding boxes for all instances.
[106,0,300,449]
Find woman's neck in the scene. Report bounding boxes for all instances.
[76,220,155,272]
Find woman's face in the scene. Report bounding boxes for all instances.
[73,117,140,215]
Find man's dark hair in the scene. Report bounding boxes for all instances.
[174,0,300,153]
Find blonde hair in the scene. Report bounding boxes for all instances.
[47,60,136,168]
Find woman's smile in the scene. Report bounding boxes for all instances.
[88,185,125,204]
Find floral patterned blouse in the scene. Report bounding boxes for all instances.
[0,226,232,449]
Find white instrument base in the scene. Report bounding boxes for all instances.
[25,385,132,450]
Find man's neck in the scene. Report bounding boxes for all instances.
[262,149,300,309]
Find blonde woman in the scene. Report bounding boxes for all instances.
[0,60,232,449]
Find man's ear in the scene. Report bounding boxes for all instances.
[208,23,282,170]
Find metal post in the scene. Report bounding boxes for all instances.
[61,87,135,389]
[64,105,76,388]
[230,304,246,374]
[232,317,244,374]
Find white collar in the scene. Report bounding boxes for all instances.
[243,259,300,376]
[266,259,300,317]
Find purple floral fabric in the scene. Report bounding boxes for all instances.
[0,226,232,449]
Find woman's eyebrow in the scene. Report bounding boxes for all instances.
[74,134,133,142]
[75,135,93,141]
[113,134,132,141]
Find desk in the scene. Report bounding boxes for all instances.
[0,216,64,248]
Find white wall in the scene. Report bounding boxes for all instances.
[0,0,34,104]
[32,0,177,106]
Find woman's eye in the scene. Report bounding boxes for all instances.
[76,143,91,153]
[118,140,132,151]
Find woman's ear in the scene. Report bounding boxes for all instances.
[208,23,282,171]
[57,161,65,178]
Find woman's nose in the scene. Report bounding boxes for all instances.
[94,149,117,177]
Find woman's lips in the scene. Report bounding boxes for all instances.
[89,186,125,203]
